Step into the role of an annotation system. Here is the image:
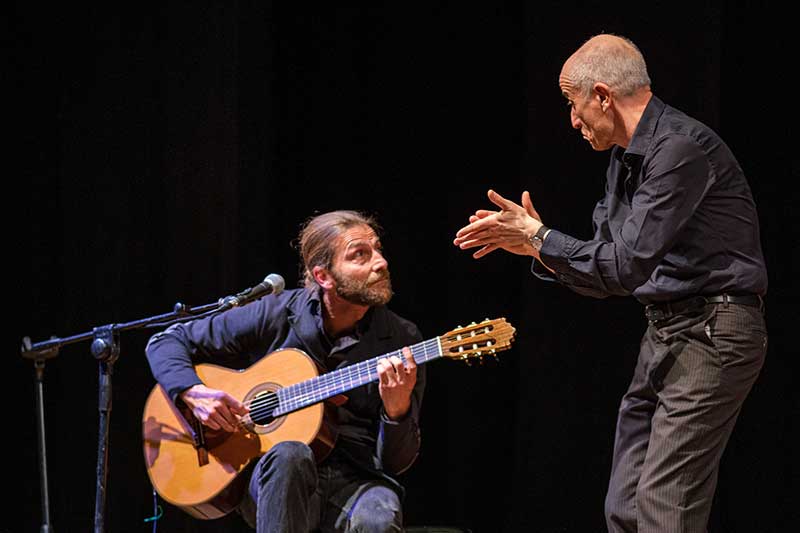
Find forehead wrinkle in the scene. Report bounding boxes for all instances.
[339,227,379,252]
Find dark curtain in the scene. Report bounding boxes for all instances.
[14,2,795,532]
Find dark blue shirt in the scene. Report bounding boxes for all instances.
[145,287,425,478]
[535,95,767,305]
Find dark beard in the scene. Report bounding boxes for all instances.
[331,269,393,307]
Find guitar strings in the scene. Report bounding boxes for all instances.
[236,338,444,425]
[232,326,507,429]
[243,338,441,420]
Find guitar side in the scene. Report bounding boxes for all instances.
[142,348,325,519]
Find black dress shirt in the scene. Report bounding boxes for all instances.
[535,95,767,305]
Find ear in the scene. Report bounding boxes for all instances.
[593,82,612,111]
[312,265,335,290]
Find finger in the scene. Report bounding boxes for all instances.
[388,355,404,384]
[473,243,499,259]
[455,224,494,246]
[200,411,221,431]
[215,403,238,432]
[402,347,416,372]
[456,226,496,248]
[521,191,541,221]
[469,211,496,224]
[457,236,488,250]
[377,359,393,385]
[487,189,517,211]
[455,217,491,239]
[223,392,249,415]
[389,355,404,373]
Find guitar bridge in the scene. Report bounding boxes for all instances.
[190,416,209,467]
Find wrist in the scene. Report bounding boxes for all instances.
[528,224,550,252]
[384,402,411,421]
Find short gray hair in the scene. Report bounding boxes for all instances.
[568,34,651,98]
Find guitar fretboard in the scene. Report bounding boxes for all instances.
[272,336,443,416]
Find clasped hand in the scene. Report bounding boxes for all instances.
[453,189,544,258]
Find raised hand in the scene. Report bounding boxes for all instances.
[453,189,544,258]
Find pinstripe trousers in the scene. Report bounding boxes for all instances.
[605,301,767,533]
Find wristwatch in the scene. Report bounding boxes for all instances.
[529,225,550,252]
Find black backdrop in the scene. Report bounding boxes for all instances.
[14,2,797,532]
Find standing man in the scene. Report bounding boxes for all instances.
[453,34,767,532]
[146,210,424,533]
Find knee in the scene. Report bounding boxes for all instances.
[348,486,403,533]
[255,441,315,483]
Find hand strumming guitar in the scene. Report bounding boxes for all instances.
[180,384,250,432]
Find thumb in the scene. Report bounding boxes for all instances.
[521,191,541,221]
[487,189,515,211]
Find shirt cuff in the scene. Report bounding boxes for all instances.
[380,407,412,425]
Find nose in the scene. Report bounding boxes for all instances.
[372,249,388,271]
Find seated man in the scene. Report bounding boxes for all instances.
[146,210,425,532]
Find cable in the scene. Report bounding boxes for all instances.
[143,488,162,532]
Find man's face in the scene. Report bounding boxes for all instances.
[559,70,615,151]
[329,224,393,307]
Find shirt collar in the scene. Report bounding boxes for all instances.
[613,94,665,167]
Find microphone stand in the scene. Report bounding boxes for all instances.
[20,296,245,533]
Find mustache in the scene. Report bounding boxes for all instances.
[370,272,391,284]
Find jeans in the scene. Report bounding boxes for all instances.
[239,441,404,533]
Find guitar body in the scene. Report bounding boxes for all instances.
[142,348,336,519]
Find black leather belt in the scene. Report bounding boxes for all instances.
[644,294,763,322]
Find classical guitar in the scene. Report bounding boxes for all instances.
[142,318,515,519]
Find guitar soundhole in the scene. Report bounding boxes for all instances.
[242,383,286,434]
[250,391,278,425]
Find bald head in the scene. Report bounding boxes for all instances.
[561,34,651,98]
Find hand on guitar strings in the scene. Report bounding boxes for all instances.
[377,346,417,421]
[179,384,250,432]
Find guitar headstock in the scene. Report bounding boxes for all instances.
[439,318,516,362]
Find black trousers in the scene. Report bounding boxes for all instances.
[605,300,767,533]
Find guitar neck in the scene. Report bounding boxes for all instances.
[273,336,442,416]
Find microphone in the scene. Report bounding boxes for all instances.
[218,273,285,310]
